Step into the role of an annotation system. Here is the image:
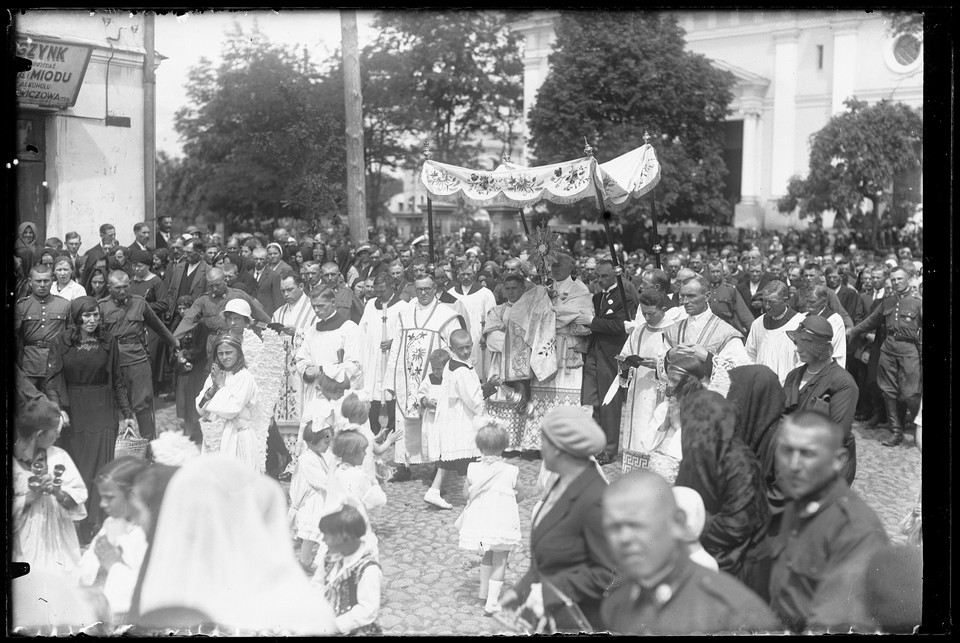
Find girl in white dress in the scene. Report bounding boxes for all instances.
[455,421,525,615]
[77,456,150,621]
[12,397,88,579]
[196,333,260,471]
[288,422,335,572]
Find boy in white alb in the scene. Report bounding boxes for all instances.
[423,330,499,509]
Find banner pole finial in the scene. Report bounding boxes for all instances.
[643,131,651,146]
[583,137,593,157]
[423,139,431,161]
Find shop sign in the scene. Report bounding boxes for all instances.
[16,36,93,109]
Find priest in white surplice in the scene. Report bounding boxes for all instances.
[357,272,405,435]
[385,275,465,481]
[446,262,496,369]
[271,274,319,431]
[744,280,802,384]
[294,288,362,411]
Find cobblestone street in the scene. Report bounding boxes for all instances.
[155,403,921,636]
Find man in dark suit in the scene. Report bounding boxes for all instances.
[163,238,209,312]
[155,215,173,250]
[825,265,866,325]
[581,260,638,465]
[81,223,118,277]
[247,246,284,316]
[128,222,153,254]
[735,260,773,320]
[499,406,618,630]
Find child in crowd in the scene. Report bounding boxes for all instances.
[316,504,382,635]
[297,374,350,459]
[418,349,451,464]
[424,330,499,510]
[289,422,335,572]
[328,430,387,524]
[340,393,402,487]
[77,457,150,621]
[456,421,524,615]
[672,486,719,572]
[12,397,88,578]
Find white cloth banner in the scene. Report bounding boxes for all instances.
[419,145,660,213]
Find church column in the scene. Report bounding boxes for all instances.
[739,98,762,206]
[831,20,860,115]
[770,28,799,198]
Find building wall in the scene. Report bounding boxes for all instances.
[511,10,923,231]
[17,10,148,251]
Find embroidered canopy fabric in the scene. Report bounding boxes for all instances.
[419,144,661,213]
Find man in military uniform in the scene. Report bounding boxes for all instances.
[15,265,72,392]
[706,260,754,337]
[317,261,365,323]
[601,470,780,635]
[847,266,921,446]
[100,270,180,440]
[768,411,888,632]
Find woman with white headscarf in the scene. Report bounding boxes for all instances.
[135,455,336,634]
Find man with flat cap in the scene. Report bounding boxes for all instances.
[499,406,618,632]
[600,470,781,635]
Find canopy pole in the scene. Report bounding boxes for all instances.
[518,208,530,236]
[643,131,663,270]
[584,138,633,322]
[424,140,436,266]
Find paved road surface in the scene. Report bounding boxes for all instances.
[155,403,920,636]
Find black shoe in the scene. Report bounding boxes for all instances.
[882,430,904,447]
[389,466,412,482]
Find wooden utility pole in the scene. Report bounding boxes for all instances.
[341,10,368,244]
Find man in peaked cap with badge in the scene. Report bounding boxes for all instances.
[767,410,888,633]
[846,266,922,447]
[601,469,780,635]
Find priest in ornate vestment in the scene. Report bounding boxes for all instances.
[270,273,319,438]
[482,274,558,451]
[385,275,464,479]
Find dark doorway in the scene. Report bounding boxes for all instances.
[16,111,47,243]
[721,120,743,225]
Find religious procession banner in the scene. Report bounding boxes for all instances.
[419,144,661,213]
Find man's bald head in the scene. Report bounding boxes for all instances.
[206,267,225,282]
[675,268,697,284]
[604,470,686,588]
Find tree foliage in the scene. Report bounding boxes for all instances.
[527,11,736,226]
[777,98,922,234]
[172,21,347,233]
[883,10,924,39]
[364,11,524,167]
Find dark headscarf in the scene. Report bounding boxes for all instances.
[675,390,770,579]
[70,295,100,324]
[726,365,786,517]
[15,222,39,268]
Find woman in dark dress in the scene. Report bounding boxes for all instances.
[83,264,109,298]
[43,296,135,543]
[674,390,770,591]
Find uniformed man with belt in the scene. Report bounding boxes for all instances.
[768,411,888,632]
[704,259,754,336]
[99,270,180,439]
[15,265,72,392]
[846,266,921,446]
[601,470,781,635]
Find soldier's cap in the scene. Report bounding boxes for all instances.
[129,248,153,267]
[786,314,833,345]
[221,298,252,321]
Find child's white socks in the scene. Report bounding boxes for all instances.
[484,580,503,614]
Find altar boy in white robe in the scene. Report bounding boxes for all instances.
[447,262,496,369]
[422,330,499,509]
[357,273,404,435]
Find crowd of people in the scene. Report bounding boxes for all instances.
[10,214,923,634]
